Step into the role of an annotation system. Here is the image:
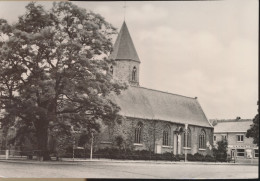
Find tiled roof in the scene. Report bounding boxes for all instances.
[213,119,253,133]
[110,86,213,128]
[109,21,140,62]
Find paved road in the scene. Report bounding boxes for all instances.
[0,161,258,179]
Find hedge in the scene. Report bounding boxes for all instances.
[61,147,216,162]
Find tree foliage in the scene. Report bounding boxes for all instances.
[78,131,90,147]
[0,2,125,160]
[114,135,124,150]
[246,114,259,146]
[213,139,228,162]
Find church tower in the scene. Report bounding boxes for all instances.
[109,21,140,86]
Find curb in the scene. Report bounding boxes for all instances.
[0,159,83,165]
[0,159,258,166]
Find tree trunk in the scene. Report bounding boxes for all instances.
[35,119,51,161]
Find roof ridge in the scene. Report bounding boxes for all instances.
[130,85,196,100]
[217,119,252,122]
[211,119,252,122]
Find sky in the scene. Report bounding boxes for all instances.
[0,0,258,120]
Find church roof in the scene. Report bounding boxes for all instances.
[213,119,253,133]
[109,21,140,62]
[110,86,213,128]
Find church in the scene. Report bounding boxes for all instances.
[96,21,214,156]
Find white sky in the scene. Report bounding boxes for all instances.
[0,0,258,120]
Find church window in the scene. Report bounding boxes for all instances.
[134,122,142,144]
[183,128,191,148]
[199,129,206,149]
[163,131,169,146]
[132,66,137,81]
[110,66,113,75]
[163,126,170,146]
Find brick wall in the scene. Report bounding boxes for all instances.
[214,132,256,147]
[96,116,214,155]
[227,133,255,146]
[113,60,140,86]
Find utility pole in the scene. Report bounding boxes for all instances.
[90,131,94,160]
[72,136,75,162]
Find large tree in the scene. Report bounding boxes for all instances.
[0,2,125,160]
[246,114,259,146]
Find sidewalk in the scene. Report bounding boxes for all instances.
[0,157,258,166]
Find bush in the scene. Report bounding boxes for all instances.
[93,148,185,161]
[115,136,124,149]
[186,153,215,162]
[215,152,227,162]
[162,152,174,161]
[178,154,185,160]
[213,140,228,162]
[226,154,232,162]
[187,154,196,161]
[153,154,163,160]
[174,155,181,161]
[193,153,205,161]
[62,146,89,158]
[205,155,215,162]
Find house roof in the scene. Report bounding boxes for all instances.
[214,119,253,133]
[109,21,140,62]
[110,86,213,128]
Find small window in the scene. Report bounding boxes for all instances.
[237,135,244,142]
[255,149,259,158]
[132,66,137,81]
[213,135,216,141]
[237,149,245,157]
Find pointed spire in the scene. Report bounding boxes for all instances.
[109,21,140,62]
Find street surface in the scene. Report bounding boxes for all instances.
[0,161,258,179]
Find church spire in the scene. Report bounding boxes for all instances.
[109,21,141,86]
[109,21,140,62]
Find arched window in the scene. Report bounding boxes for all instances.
[163,126,170,146]
[183,128,191,148]
[163,131,169,146]
[132,66,137,81]
[110,66,113,75]
[134,122,142,144]
[199,129,206,149]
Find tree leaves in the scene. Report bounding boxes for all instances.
[246,114,259,146]
[0,2,125,155]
